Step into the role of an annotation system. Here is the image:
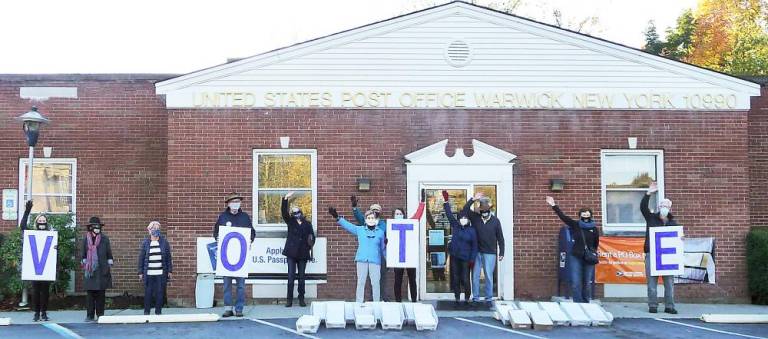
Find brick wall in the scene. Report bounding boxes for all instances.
[166,108,751,303]
[0,76,169,295]
[750,86,768,228]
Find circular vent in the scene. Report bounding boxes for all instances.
[445,40,472,67]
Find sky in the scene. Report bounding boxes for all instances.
[0,0,699,74]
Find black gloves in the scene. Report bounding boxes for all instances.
[442,190,449,202]
[421,189,426,203]
[25,200,33,211]
[350,195,358,208]
[328,207,339,220]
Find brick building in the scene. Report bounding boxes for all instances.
[1,2,765,304]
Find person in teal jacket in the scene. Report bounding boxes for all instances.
[329,206,385,302]
[351,196,389,300]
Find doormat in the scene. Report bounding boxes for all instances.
[434,300,492,311]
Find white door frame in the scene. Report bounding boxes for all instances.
[406,139,516,300]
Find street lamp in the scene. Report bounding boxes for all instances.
[15,106,49,308]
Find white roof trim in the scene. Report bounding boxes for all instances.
[156,1,759,96]
[405,139,516,165]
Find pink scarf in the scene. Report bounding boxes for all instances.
[84,234,101,278]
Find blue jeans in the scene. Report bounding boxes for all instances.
[568,253,595,303]
[223,277,245,312]
[143,275,165,314]
[472,253,496,301]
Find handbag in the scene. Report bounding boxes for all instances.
[579,227,600,265]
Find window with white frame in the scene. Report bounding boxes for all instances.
[18,158,77,222]
[601,150,664,232]
[252,149,317,230]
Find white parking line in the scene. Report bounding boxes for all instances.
[249,318,321,339]
[42,323,85,339]
[655,318,767,339]
[454,317,547,339]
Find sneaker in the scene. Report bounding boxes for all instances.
[235,311,244,318]
[222,310,234,318]
[664,308,678,314]
[41,313,50,322]
[33,313,40,322]
[649,306,658,313]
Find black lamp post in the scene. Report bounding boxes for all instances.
[15,106,49,307]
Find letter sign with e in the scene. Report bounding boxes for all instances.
[215,226,252,278]
[649,226,685,276]
[22,230,58,281]
[386,219,419,268]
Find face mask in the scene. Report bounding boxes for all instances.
[37,223,47,230]
[293,212,303,220]
[229,202,241,211]
[365,219,378,227]
[459,218,469,226]
[92,228,101,234]
[580,217,591,222]
[659,207,670,217]
[394,212,404,220]
[481,211,491,218]
[150,229,161,237]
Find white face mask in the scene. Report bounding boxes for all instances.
[229,202,241,211]
[365,218,379,227]
[459,218,469,226]
[92,228,101,234]
[659,207,670,217]
[394,213,404,220]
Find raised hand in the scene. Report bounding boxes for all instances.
[546,196,556,207]
[328,207,339,220]
[647,182,658,194]
[285,191,295,200]
[473,192,484,200]
[350,195,358,208]
[441,190,450,202]
[421,189,426,203]
[25,200,33,210]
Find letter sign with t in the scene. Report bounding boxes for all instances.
[22,230,58,281]
[386,219,419,268]
[649,226,684,276]
[215,226,252,278]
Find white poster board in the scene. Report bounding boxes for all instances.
[649,226,685,276]
[215,226,252,278]
[22,230,58,281]
[197,237,327,280]
[386,219,419,268]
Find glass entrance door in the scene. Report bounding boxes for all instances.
[421,186,469,300]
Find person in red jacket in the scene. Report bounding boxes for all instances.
[392,189,426,302]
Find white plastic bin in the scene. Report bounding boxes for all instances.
[195,274,215,309]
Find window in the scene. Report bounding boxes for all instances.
[601,150,664,233]
[253,149,317,230]
[18,158,77,221]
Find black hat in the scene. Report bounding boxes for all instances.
[87,216,104,227]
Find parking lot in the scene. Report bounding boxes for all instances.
[2,317,766,339]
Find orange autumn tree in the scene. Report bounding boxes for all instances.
[644,0,768,76]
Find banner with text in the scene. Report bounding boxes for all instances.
[386,219,420,268]
[22,230,58,281]
[649,226,685,276]
[596,237,647,284]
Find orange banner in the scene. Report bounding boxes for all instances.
[596,237,649,284]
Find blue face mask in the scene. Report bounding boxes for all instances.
[150,229,161,237]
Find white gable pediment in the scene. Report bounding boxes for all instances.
[405,139,516,165]
[157,1,760,110]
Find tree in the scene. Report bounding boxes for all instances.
[644,0,768,76]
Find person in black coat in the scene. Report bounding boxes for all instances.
[19,200,56,322]
[642,181,679,314]
[81,216,113,322]
[546,196,599,303]
[282,192,315,307]
[137,221,173,315]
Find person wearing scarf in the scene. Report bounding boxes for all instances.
[81,216,113,322]
[19,200,56,322]
[281,192,315,308]
[546,196,600,303]
[443,191,478,306]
